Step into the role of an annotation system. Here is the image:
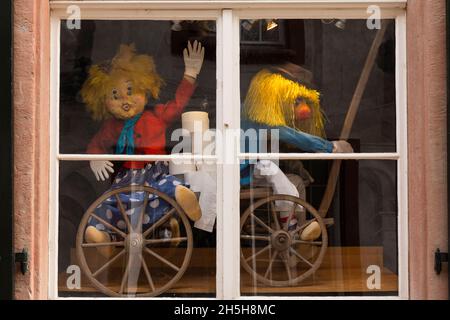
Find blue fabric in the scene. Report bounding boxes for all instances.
[240,162,253,186]
[240,120,333,153]
[240,119,334,185]
[115,113,142,155]
[88,162,187,235]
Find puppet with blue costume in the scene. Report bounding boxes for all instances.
[241,63,353,241]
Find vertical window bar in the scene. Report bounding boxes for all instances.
[220,9,241,299]
[48,17,61,299]
[396,13,409,299]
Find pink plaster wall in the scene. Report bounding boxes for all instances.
[13,0,50,300]
[407,0,448,300]
[11,0,449,299]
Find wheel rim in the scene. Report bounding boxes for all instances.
[240,194,327,287]
[76,186,193,297]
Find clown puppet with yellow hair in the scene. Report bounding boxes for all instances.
[241,63,353,242]
[81,41,204,257]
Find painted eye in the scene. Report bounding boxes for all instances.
[127,85,132,96]
[112,89,118,100]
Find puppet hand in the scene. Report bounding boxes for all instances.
[90,160,114,181]
[332,141,354,153]
[183,40,205,79]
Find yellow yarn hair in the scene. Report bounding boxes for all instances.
[81,44,164,121]
[243,69,326,137]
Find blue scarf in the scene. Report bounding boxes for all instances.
[115,113,142,155]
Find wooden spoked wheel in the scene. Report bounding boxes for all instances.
[76,186,193,297]
[240,195,327,287]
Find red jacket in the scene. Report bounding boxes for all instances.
[87,78,195,169]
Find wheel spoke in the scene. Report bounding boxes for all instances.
[245,244,271,263]
[90,213,127,238]
[264,250,278,278]
[248,214,275,234]
[115,194,132,232]
[137,192,149,231]
[282,256,292,281]
[119,256,132,294]
[269,201,281,231]
[290,218,317,236]
[81,241,124,248]
[146,237,187,245]
[92,249,125,278]
[293,240,323,246]
[143,208,176,239]
[240,235,270,242]
[140,254,155,292]
[144,247,180,272]
[290,247,314,268]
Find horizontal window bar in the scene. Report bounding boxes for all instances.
[50,1,407,11]
[51,9,221,20]
[51,7,404,20]
[58,154,218,161]
[239,153,400,160]
[235,8,403,19]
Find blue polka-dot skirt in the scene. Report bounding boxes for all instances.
[87,161,185,235]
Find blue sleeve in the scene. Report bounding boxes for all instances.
[240,119,333,153]
[276,125,334,153]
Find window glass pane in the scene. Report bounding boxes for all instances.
[58,20,217,298]
[240,19,396,154]
[58,159,217,297]
[59,20,217,155]
[240,159,398,296]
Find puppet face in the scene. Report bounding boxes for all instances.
[294,99,312,120]
[243,69,326,138]
[81,44,163,121]
[105,77,147,120]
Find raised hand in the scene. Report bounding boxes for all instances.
[183,40,205,80]
[90,160,114,181]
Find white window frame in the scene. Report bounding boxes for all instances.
[49,0,408,300]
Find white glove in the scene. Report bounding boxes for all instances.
[332,141,354,153]
[183,40,205,79]
[90,160,114,181]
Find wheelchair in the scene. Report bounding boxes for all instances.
[76,184,330,296]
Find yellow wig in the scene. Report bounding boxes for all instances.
[81,44,164,121]
[243,69,326,137]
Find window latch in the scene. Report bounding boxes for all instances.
[435,248,448,275]
[15,248,28,275]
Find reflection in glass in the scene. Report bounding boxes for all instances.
[60,20,217,154]
[58,20,217,297]
[239,18,398,296]
[59,160,217,297]
[240,19,396,154]
[240,159,398,296]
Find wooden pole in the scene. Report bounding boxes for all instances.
[319,21,390,217]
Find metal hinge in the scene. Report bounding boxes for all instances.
[15,248,28,275]
[435,248,449,275]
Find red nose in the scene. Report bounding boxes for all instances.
[295,103,311,120]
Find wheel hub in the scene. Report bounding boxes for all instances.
[125,232,144,254]
[271,230,292,251]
